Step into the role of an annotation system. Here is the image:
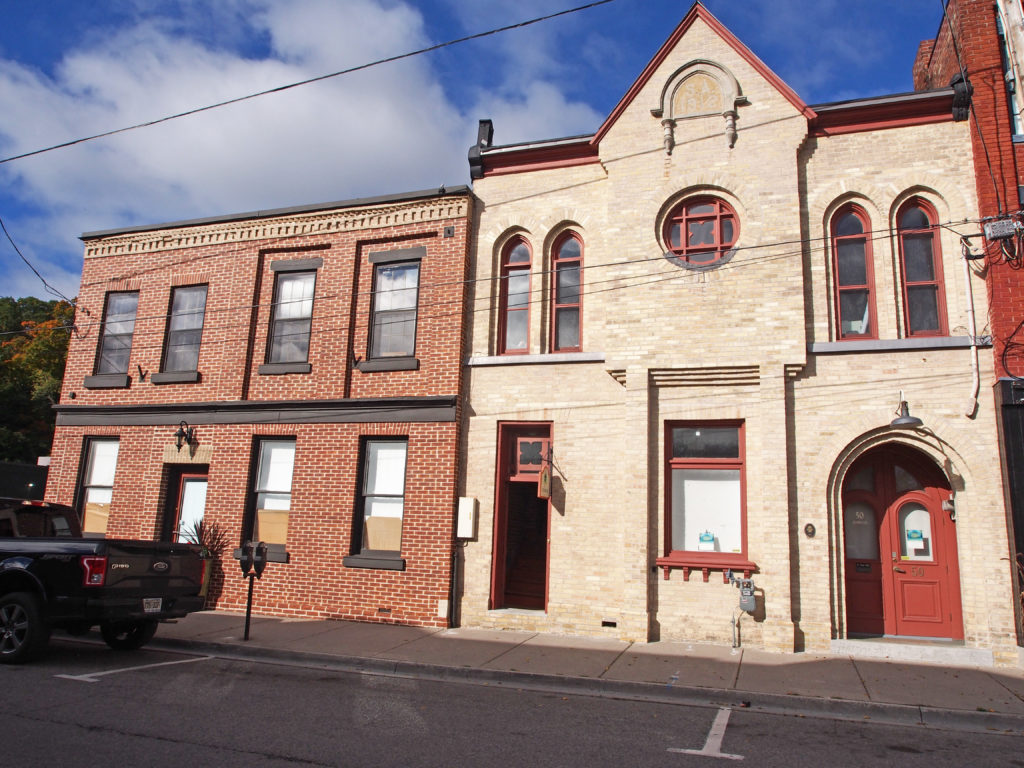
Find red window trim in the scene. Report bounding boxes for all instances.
[550,232,583,353]
[830,204,878,341]
[896,198,948,338]
[662,196,739,266]
[657,420,756,581]
[498,236,532,355]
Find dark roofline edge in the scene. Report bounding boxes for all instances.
[80,185,473,241]
[475,88,955,156]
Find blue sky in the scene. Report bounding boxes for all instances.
[0,0,944,299]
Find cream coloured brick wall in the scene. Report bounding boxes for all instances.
[459,11,1017,661]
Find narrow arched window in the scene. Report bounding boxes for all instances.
[830,205,876,339]
[499,237,531,354]
[897,199,947,337]
[551,233,582,352]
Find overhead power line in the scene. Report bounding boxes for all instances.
[0,0,616,166]
[0,214,76,304]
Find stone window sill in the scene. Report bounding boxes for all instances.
[83,374,130,389]
[151,371,201,384]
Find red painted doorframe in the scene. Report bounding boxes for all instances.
[489,422,552,611]
[842,446,962,639]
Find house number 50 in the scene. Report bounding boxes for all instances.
[911,566,925,578]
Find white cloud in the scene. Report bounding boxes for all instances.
[0,0,482,299]
[470,81,604,146]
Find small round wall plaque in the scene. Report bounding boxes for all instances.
[804,523,816,538]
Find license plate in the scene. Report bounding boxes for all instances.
[143,598,162,613]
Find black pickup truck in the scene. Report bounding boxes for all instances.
[0,498,206,663]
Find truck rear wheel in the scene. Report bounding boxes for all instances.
[100,619,159,650]
[0,592,50,664]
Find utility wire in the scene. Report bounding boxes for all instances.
[0,212,980,342]
[0,0,616,166]
[0,214,76,304]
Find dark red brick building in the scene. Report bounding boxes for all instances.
[46,187,473,626]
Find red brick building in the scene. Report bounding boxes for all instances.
[46,188,473,626]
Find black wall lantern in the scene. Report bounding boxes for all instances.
[174,420,196,452]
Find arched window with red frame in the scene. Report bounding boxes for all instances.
[897,198,947,337]
[830,204,877,339]
[499,237,532,354]
[551,233,582,352]
[663,196,738,266]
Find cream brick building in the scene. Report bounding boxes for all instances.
[457,3,1018,664]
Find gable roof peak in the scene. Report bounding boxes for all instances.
[592,1,814,145]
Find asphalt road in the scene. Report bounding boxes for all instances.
[2,637,1022,767]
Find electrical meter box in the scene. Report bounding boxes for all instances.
[739,579,756,613]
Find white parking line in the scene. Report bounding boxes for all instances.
[55,655,214,683]
[668,707,744,761]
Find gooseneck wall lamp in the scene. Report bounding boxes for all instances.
[174,420,196,451]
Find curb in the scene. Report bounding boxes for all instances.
[148,636,1024,736]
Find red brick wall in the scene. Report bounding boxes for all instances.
[915,0,1024,379]
[48,194,472,626]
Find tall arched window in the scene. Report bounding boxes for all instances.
[499,237,531,354]
[551,233,582,352]
[830,204,877,339]
[897,199,947,337]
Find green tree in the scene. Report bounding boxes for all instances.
[0,298,74,462]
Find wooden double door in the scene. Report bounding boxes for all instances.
[842,446,963,640]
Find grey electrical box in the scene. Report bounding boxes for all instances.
[739,579,756,613]
[984,218,1017,241]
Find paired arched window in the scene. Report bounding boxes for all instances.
[896,198,946,337]
[499,237,532,354]
[663,196,738,266]
[498,232,585,355]
[551,233,582,352]
[830,205,877,339]
[829,196,947,341]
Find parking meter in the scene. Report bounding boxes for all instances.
[237,542,254,576]
[252,541,268,579]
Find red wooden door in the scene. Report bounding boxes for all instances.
[843,449,962,639]
[881,488,962,639]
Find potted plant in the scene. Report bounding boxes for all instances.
[179,519,228,599]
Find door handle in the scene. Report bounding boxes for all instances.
[893,567,906,573]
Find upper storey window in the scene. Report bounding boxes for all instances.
[370,260,420,359]
[500,237,531,354]
[551,233,582,352]
[663,197,738,267]
[162,285,208,373]
[268,271,315,364]
[831,205,877,339]
[897,199,947,337]
[95,291,139,375]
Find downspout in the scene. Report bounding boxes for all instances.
[962,238,980,417]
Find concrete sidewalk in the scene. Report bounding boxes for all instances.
[150,610,1024,736]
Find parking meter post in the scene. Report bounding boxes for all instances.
[244,572,255,641]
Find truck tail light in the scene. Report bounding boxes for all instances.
[81,555,107,586]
